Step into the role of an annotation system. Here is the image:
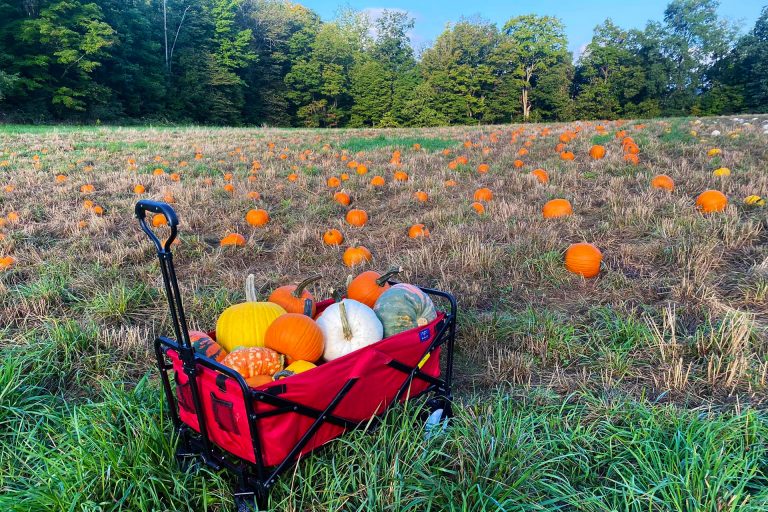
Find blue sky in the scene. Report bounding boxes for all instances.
[307,0,765,57]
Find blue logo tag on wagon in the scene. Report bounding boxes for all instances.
[419,328,430,342]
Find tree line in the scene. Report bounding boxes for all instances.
[0,0,766,126]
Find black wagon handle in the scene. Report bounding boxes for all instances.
[135,199,179,253]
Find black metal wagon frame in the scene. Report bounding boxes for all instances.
[136,200,457,510]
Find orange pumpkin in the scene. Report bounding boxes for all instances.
[473,188,493,202]
[560,151,575,161]
[471,202,485,214]
[343,246,372,267]
[370,176,385,186]
[268,275,321,316]
[531,169,549,184]
[414,191,429,203]
[589,145,606,159]
[133,184,145,194]
[651,175,674,191]
[624,153,639,165]
[408,224,430,239]
[542,199,573,218]
[346,209,368,227]
[221,347,283,384]
[565,242,602,278]
[477,163,490,174]
[246,209,270,227]
[151,214,167,227]
[220,233,246,246]
[333,191,351,206]
[264,314,324,364]
[696,190,728,213]
[394,170,409,182]
[327,176,341,188]
[347,267,402,308]
[323,229,344,246]
[356,164,368,175]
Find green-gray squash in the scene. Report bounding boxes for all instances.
[373,283,437,338]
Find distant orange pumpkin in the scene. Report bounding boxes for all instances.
[696,190,727,213]
[542,199,573,218]
[473,188,493,202]
[323,229,344,246]
[408,224,430,239]
[565,242,602,278]
[651,175,674,191]
[220,233,246,246]
[246,209,269,227]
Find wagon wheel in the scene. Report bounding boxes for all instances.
[424,398,450,441]
[234,492,267,512]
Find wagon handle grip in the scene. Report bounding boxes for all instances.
[135,200,179,253]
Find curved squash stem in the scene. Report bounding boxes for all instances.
[376,266,403,287]
[338,301,353,341]
[245,274,258,302]
[292,275,321,298]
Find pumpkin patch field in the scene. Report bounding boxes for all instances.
[2,117,768,510]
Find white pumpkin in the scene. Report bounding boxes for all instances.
[316,299,383,361]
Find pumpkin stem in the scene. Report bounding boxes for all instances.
[376,266,403,287]
[303,298,313,317]
[245,274,258,302]
[338,300,353,340]
[293,275,321,298]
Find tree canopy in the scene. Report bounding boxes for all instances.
[0,0,765,125]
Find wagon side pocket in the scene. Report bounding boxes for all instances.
[211,394,240,435]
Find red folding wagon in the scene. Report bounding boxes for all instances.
[135,200,457,510]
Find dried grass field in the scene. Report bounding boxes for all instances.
[1,117,768,510]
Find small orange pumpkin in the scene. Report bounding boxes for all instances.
[347,267,402,308]
[651,175,674,191]
[531,169,549,184]
[589,145,606,159]
[473,188,493,202]
[696,190,727,213]
[220,233,246,246]
[414,191,429,203]
[268,275,321,316]
[346,209,368,227]
[394,170,409,182]
[333,191,351,206]
[565,242,602,278]
[370,175,385,186]
[327,176,341,188]
[471,202,485,214]
[343,246,372,267]
[246,209,270,227]
[542,199,573,218]
[323,229,344,246]
[264,314,324,364]
[221,347,283,385]
[408,224,430,239]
